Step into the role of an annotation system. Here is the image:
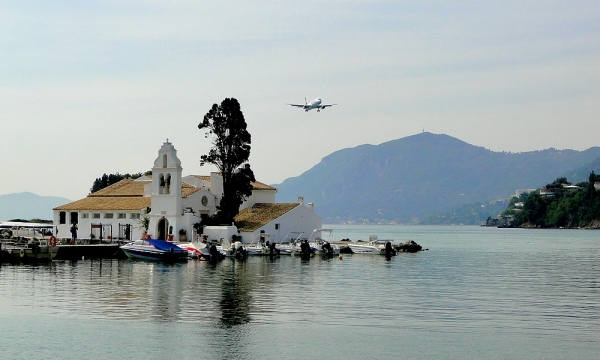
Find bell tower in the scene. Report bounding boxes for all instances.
[149,139,183,239]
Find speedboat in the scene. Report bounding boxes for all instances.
[244,233,269,256]
[120,239,188,261]
[347,236,395,256]
[307,229,340,257]
[198,239,228,261]
[223,240,249,259]
[244,233,280,256]
[276,231,304,255]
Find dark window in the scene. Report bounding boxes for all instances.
[59,212,66,224]
[275,224,280,230]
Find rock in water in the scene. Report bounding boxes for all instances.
[395,240,423,253]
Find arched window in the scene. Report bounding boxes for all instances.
[162,154,167,168]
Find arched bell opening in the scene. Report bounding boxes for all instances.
[159,174,165,194]
[165,173,171,194]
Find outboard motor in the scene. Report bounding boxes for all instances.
[209,244,221,262]
[233,241,246,259]
[269,242,280,257]
[300,240,313,259]
[321,241,333,257]
[385,241,395,257]
[235,247,247,260]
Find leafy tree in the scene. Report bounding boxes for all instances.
[551,177,569,186]
[137,207,151,233]
[510,172,600,228]
[231,163,256,208]
[198,98,254,223]
[521,193,549,226]
[587,171,597,201]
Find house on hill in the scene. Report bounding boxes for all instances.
[52,140,321,243]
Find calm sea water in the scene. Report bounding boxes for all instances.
[1,225,599,360]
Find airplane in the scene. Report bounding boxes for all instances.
[286,98,337,112]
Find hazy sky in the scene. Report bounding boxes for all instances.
[2,1,599,200]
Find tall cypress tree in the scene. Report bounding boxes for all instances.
[199,98,255,223]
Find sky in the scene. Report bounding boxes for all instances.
[1,1,599,200]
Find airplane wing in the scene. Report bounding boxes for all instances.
[319,104,337,109]
[286,104,306,108]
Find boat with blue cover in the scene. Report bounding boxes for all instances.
[120,239,188,261]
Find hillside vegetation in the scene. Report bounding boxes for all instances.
[502,173,600,228]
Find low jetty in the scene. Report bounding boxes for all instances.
[51,244,126,261]
[1,238,127,263]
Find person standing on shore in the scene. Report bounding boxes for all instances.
[70,224,78,245]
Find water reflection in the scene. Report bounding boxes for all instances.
[3,228,600,360]
[219,261,252,327]
[151,263,184,322]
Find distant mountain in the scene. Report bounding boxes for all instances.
[0,192,71,221]
[561,157,600,185]
[273,132,600,224]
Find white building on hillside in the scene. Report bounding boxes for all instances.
[53,140,321,243]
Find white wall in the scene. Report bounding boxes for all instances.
[182,189,216,217]
[53,210,145,241]
[201,225,238,247]
[238,204,322,244]
[209,172,224,203]
[240,189,276,210]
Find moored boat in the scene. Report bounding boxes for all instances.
[275,231,304,255]
[177,242,206,259]
[347,236,396,256]
[120,239,188,261]
[307,229,340,257]
[244,233,280,256]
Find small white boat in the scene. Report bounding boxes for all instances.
[276,231,304,255]
[348,236,395,255]
[120,239,188,261]
[307,229,340,257]
[198,239,231,260]
[244,233,269,256]
[224,240,249,259]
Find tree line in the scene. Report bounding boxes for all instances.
[90,172,150,194]
[502,172,600,228]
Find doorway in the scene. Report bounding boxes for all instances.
[157,218,169,240]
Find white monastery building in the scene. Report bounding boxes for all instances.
[53,140,322,244]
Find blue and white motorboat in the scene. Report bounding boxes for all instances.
[120,239,188,261]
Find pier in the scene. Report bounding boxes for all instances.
[1,241,126,263]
